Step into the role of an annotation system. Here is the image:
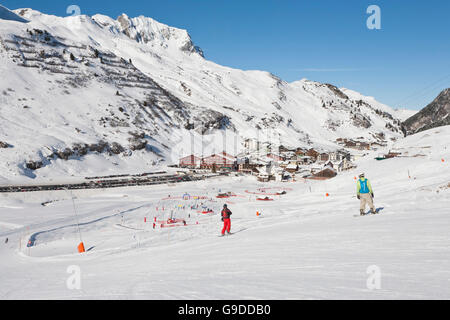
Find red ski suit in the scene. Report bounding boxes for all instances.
[221,208,232,235]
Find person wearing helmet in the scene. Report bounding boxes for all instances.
[221,204,232,236]
[357,173,376,215]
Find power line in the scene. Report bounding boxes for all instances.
[394,73,450,109]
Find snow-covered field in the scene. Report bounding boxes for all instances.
[0,127,449,300]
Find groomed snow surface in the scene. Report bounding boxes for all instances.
[0,127,449,300]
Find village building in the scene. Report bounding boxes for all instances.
[306,148,319,161]
[281,151,297,160]
[278,145,293,153]
[385,151,402,159]
[179,155,202,168]
[318,153,330,163]
[337,138,372,151]
[252,166,271,182]
[239,164,258,174]
[338,158,356,172]
[295,148,307,156]
[244,139,260,152]
[200,152,237,170]
[257,173,270,182]
[266,153,285,162]
[329,150,349,162]
[285,163,298,174]
[295,155,314,165]
[313,167,338,179]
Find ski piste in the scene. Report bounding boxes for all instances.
[1,121,449,300]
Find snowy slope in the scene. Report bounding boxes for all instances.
[0,7,411,182]
[0,126,449,299]
[403,88,450,135]
[394,108,418,122]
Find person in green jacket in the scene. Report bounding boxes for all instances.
[357,173,376,215]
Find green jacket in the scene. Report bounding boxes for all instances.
[357,178,373,195]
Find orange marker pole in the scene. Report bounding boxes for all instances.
[78,242,85,253]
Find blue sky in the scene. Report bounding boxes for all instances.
[2,0,450,110]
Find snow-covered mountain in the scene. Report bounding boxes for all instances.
[0,7,410,182]
[402,88,450,136]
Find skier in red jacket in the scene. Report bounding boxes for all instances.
[221,204,232,236]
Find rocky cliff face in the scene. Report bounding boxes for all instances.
[97,13,204,57]
[402,89,450,135]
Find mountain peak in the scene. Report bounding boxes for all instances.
[4,7,204,58]
[92,13,204,57]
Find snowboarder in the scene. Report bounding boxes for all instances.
[357,173,376,215]
[221,204,232,236]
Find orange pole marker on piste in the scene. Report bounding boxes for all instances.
[78,242,85,253]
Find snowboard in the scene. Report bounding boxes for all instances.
[218,228,248,237]
[353,208,383,217]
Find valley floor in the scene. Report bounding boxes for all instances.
[1,146,449,299]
